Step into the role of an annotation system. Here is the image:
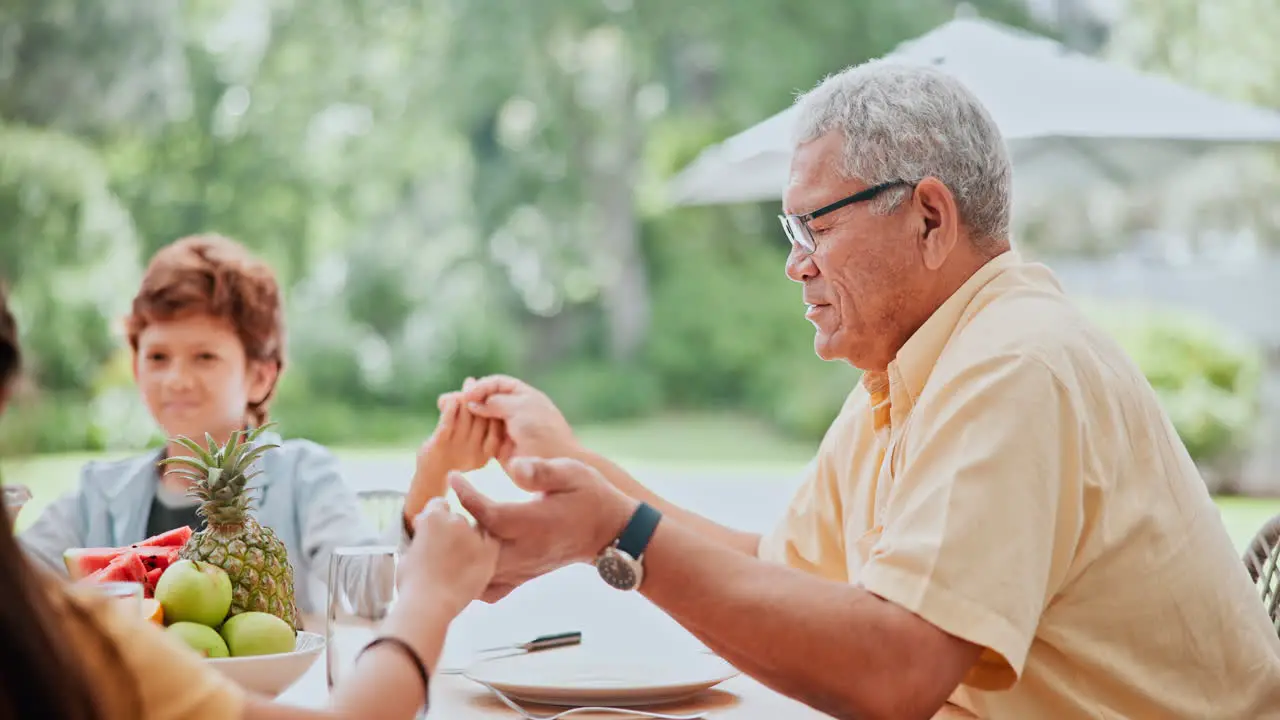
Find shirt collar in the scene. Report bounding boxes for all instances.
[108,429,284,499]
[102,429,283,544]
[862,250,1021,428]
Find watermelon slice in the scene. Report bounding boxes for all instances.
[64,547,125,578]
[131,526,192,548]
[144,567,164,597]
[81,550,148,585]
[65,545,181,580]
[138,546,180,571]
[64,526,191,580]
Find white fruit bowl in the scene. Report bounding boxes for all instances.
[206,630,325,697]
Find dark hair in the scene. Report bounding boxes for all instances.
[124,234,286,427]
[0,289,110,720]
[0,290,17,407]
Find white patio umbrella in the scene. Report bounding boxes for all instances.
[667,16,1280,208]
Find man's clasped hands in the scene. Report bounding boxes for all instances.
[408,374,640,612]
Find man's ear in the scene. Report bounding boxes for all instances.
[913,177,961,271]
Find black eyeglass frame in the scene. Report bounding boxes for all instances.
[778,179,914,253]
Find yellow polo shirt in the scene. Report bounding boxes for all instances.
[760,251,1280,719]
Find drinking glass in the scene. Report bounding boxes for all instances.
[356,490,408,535]
[87,581,144,616]
[326,545,400,690]
[3,483,31,526]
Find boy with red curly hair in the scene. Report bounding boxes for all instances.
[20,234,495,622]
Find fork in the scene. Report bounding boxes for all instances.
[473,681,708,719]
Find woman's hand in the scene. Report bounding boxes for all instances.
[400,495,500,617]
[252,497,497,720]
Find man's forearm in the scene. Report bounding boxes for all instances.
[636,517,969,720]
[571,447,761,557]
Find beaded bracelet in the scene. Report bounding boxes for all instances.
[356,636,432,704]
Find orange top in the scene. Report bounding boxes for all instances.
[53,582,245,719]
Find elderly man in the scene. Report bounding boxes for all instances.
[447,61,1280,719]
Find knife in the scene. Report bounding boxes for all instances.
[477,631,582,654]
[438,631,583,674]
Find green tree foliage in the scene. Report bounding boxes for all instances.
[0,0,1260,467]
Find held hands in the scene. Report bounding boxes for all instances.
[406,374,568,527]
[404,392,505,522]
[409,375,619,604]
[439,375,579,468]
[419,392,505,475]
[400,497,499,617]
[450,457,636,603]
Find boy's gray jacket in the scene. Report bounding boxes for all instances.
[18,431,406,618]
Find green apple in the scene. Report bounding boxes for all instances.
[219,612,296,657]
[167,622,230,658]
[154,559,232,627]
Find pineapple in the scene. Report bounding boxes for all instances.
[159,424,299,631]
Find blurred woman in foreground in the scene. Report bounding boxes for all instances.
[0,287,499,719]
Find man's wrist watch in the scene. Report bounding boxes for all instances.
[594,502,662,591]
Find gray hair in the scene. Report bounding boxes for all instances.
[792,61,1012,246]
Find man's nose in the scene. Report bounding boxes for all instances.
[785,246,817,282]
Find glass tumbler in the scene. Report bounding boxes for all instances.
[3,483,32,527]
[326,545,400,689]
[86,581,144,616]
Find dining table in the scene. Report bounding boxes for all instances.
[276,563,834,718]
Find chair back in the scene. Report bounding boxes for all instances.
[356,489,407,534]
[1243,514,1280,635]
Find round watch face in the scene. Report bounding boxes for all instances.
[596,548,641,590]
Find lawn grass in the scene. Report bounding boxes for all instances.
[575,412,819,467]
[1215,495,1278,552]
[4,412,1276,552]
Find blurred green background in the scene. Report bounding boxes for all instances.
[1,0,1278,540]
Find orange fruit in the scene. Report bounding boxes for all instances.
[140,597,164,625]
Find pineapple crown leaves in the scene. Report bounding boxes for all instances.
[156,423,281,525]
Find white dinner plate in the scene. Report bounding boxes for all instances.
[462,646,740,707]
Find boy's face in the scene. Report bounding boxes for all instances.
[133,313,277,444]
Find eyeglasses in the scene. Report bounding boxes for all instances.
[778,180,913,254]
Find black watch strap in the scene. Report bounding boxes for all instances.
[615,502,662,558]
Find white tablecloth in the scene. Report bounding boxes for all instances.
[277,564,832,718]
